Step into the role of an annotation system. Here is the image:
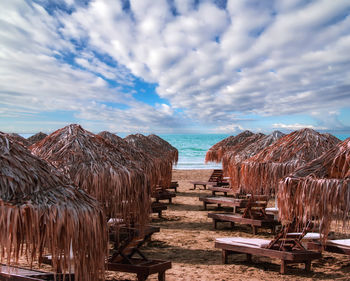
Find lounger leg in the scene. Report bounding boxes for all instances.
[280,260,286,274]
[203,202,207,210]
[222,250,228,264]
[230,222,235,229]
[233,206,237,213]
[137,273,148,281]
[213,219,218,229]
[158,211,162,218]
[305,260,311,272]
[252,226,257,235]
[158,271,166,281]
[169,198,172,204]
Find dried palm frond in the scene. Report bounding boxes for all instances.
[278,137,350,239]
[147,134,179,165]
[31,125,151,226]
[205,130,254,163]
[224,131,284,192]
[27,132,47,146]
[98,131,160,188]
[6,133,30,147]
[240,128,340,194]
[0,132,107,281]
[125,134,173,188]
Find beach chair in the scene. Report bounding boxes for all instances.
[151,202,167,218]
[199,196,248,212]
[307,239,350,255]
[152,188,176,203]
[207,185,234,196]
[190,169,228,190]
[215,226,322,274]
[165,181,178,192]
[108,225,171,281]
[208,195,279,234]
[0,264,74,281]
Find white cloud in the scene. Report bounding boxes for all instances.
[1,0,350,134]
[272,123,327,131]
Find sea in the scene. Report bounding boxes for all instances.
[20,133,349,170]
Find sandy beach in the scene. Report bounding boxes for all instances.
[106,169,350,281]
[13,169,350,280]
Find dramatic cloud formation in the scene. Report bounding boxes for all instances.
[0,0,349,134]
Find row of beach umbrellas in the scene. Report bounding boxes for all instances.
[1,124,178,281]
[206,128,349,240]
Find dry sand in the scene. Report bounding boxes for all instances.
[14,169,350,280]
[109,169,350,281]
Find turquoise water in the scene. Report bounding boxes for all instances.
[20,132,349,170]
[159,134,229,170]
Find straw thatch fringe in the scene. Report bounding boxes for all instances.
[27,132,47,146]
[99,131,161,188]
[240,129,340,194]
[125,134,173,188]
[0,133,107,281]
[225,131,284,193]
[31,125,151,226]
[278,137,350,239]
[205,131,254,163]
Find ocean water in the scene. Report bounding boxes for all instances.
[159,134,229,170]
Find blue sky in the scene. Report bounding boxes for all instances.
[1,0,350,135]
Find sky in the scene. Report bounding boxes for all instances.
[1,0,350,135]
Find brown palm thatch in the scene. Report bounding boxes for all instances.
[6,133,30,147]
[240,128,341,195]
[30,124,151,226]
[278,137,350,238]
[224,131,284,192]
[147,134,179,165]
[124,134,173,188]
[27,132,48,146]
[98,131,160,188]
[205,130,254,163]
[0,132,107,281]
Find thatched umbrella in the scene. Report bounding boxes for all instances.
[30,124,151,226]
[224,131,284,193]
[205,130,254,163]
[98,131,160,188]
[6,133,30,147]
[240,128,341,195]
[147,134,179,166]
[278,137,350,239]
[0,132,107,281]
[124,134,173,188]
[27,132,47,146]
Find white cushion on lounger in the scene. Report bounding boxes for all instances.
[108,218,124,225]
[215,237,271,248]
[327,239,350,249]
[287,232,322,240]
[265,207,278,213]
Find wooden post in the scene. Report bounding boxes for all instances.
[137,273,148,281]
[246,254,252,263]
[305,260,311,272]
[158,271,166,281]
[280,260,286,274]
[222,250,228,264]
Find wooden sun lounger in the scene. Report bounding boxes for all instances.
[190,169,229,190]
[152,189,176,203]
[151,202,167,218]
[199,196,248,212]
[208,195,279,234]
[307,239,350,255]
[215,237,322,274]
[108,225,171,281]
[208,213,279,234]
[165,181,178,192]
[0,264,74,281]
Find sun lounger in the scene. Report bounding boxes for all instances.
[215,236,322,274]
[208,195,279,234]
[108,225,171,281]
[199,196,248,212]
[190,169,229,190]
[307,239,350,255]
[0,264,74,281]
[151,202,167,218]
[152,189,176,203]
[165,181,178,192]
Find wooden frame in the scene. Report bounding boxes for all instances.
[190,169,229,190]
[199,196,248,212]
[307,241,350,255]
[151,202,167,218]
